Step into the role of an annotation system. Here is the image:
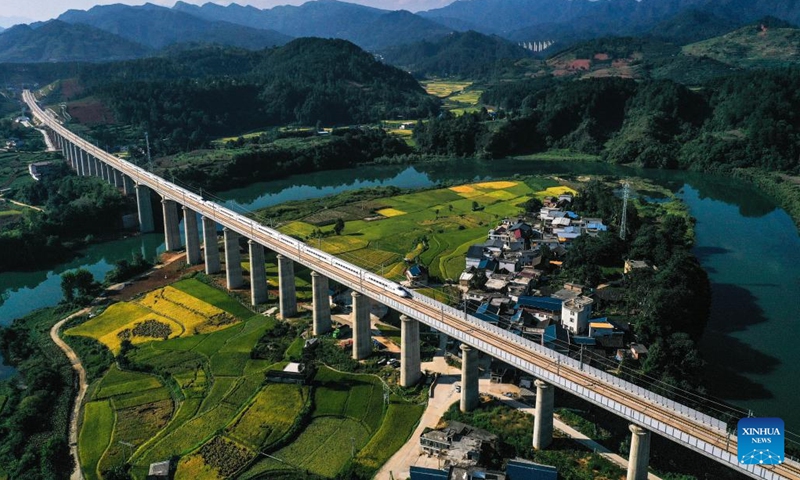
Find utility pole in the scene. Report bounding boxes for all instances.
[620,182,630,240]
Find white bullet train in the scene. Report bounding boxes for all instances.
[200,197,411,299]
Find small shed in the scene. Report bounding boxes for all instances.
[147,460,171,480]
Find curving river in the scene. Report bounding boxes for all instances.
[1,160,798,431]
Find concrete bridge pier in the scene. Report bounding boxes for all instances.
[62,139,69,162]
[277,254,297,318]
[460,344,479,412]
[161,198,181,252]
[135,184,155,233]
[91,156,100,178]
[70,148,78,171]
[64,142,77,168]
[351,291,371,360]
[532,379,554,449]
[249,240,267,306]
[224,227,243,289]
[400,314,421,387]
[74,148,83,175]
[113,169,123,189]
[627,424,651,480]
[102,163,111,183]
[311,271,331,335]
[183,206,201,265]
[67,143,75,166]
[75,152,89,177]
[202,216,221,274]
[122,174,134,196]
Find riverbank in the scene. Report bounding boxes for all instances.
[730,167,800,229]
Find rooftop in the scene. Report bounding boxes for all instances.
[516,296,563,311]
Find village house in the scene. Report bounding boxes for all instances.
[406,264,429,285]
[561,296,594,334]
[624,259,653,275]
[419,421,499,468]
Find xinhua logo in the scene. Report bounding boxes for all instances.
[738,417,784,465]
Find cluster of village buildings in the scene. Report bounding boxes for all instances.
[407,193,650,370]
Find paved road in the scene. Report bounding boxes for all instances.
[376,374,460,479]
[50,308,91,480]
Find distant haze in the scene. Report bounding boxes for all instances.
[0,0,456,24]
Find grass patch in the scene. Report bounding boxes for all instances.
[313,367,385,432]
[354,399,425,471]
[94,366,161,399]
[79,400,115,480]
[242,417,371,478]
[172,277,254,319]
[228,383,309,450]
[100,399,173,471]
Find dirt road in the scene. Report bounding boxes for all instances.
[50,308,91,480]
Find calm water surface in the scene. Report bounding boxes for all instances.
[2,160,797,431]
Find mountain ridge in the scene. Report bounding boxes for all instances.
[0,20,151,63]
[58,3,291,50]
[173,0,452,50]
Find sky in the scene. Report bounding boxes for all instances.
[0,0,456,26]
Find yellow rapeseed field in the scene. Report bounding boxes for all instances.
[541,186,578,196]
[376,208,407,217]
[474,181,519,189]
[66,286,238,353]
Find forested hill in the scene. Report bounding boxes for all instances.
[0,20,151,63]
[63,39,437,153]
[682,17,800,69]
[421,69,800,175]
[381,30,532,78]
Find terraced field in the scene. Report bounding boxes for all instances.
[273,179,563,282]
[72,273,425,479]
[66,283,240,352]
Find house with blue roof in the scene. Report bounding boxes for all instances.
[506,458,558,480]
[406,264,428,284]
[410,467,450,480]
[516,296,563,312]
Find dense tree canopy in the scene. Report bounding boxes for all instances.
[425,70,800,175]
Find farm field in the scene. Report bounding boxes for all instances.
[79,400,115,480]
[421,80,473,98]
[275,177,564,282]
[355,398,426,471]
[69,278,289,480]
[66,280,245,353]
[238,366,426,479]
[71,273,424,479]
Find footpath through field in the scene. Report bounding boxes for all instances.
[51,308,91,480]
